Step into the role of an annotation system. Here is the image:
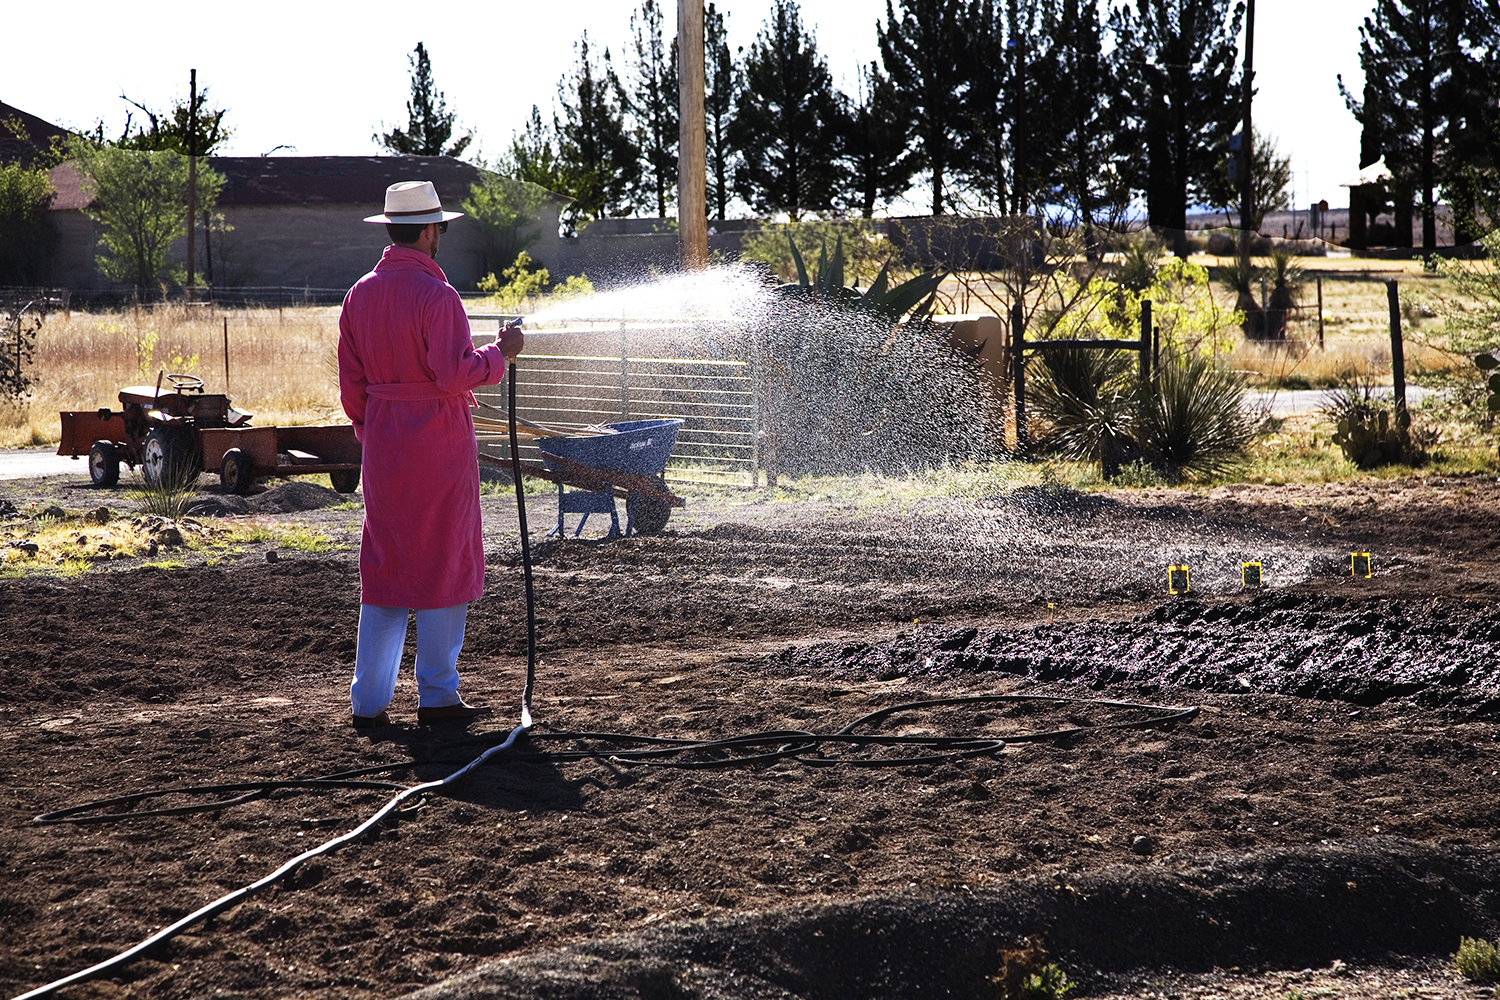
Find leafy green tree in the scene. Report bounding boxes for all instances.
[704,2,739,221]
[71,141,224,291]
[461,168,550,279]
[555,33,641,228]
[376,42,473,157]
[1339,0,1486,251]
[877,0,969,215]
[1114,0,1245,257]
[0,120,58,285]
[112,87,234,286]
[729,0,845,220]
[627,0,679,218]
[839,62,915,218]
[1201,126,1291,229]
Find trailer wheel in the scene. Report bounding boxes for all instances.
[88,441,120,487]
[628,476,672,536]
[142,427,200,489]
[220,448,254,494]
[329,468,361,494]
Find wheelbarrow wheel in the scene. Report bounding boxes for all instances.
[629,476,672,536]
[88,440,120,488]
[220,448,254,495]
[329,468,361,494]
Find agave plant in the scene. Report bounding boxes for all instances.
[777,233,946,322]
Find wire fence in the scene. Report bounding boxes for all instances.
[471,351,758,488]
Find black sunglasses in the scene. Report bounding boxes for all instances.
[437,221,449,234]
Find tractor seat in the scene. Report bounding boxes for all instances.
[118,385,172,406]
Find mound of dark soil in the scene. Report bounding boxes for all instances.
[768,592,1500,714]
[411,839,1500,1000]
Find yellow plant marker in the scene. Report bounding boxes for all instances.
[1351,552,1372,578]
[1242,561,1262,587]
[1168,565,1190,594]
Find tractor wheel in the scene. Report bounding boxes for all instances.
[142,427,201,489]
[219,448,254,495]
[88,440,120,488]
[628,476,672,536]
[329,467,361,494]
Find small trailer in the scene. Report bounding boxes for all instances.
[58,373,362,494]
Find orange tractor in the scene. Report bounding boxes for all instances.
[58,373,361,494]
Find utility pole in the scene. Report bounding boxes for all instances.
[677,0,707,271]
[1238,0,1255,271]
[186,68,198,300]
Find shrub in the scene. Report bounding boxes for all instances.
[1136,353,1258,482]
[1456,936,1500,982]
[1033,350,1255,483]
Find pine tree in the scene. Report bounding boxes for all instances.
[840,62,915,218]
[503,105,571,196]
[1114,0,1244,257]
[376,42,472,158]
[1041,0,1136,242]
[627,0,679,218]
[1339,0,1485,251]
[555,33,642,229]
[704,2,738,221]
[954,0,1057,218]
[728,0,845,220]
[877,0,969,215]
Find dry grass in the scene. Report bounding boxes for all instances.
[1,303,344,448]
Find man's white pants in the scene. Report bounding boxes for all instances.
[351,603,468,717]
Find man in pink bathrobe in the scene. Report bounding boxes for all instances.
[338,180,524,730]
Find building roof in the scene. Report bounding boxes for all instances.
[207,155,486,207]
[0,100,72,165]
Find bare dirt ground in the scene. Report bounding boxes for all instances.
[4,470,1500,999]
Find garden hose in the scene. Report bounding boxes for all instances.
[505,324,536,727]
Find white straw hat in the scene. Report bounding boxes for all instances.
[363,180,465,224]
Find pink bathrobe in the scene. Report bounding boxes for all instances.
[338,245,507,609]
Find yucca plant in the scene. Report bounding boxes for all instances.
[1135,352,1257,482]
[1219,256,1264,340]
[1030,347,1140,478]
[1264,247,1302,340]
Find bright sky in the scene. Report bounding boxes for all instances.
[3,0,1372,211]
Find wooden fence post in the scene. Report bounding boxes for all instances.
[1012,299,1026,452]
[1139,298,1153,385]
[1386,280,1406,417]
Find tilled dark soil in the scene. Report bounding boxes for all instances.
[2,473,1500,999]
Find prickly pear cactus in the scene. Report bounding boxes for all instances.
[1332,404,1415,469]
[1474,353,1500,413]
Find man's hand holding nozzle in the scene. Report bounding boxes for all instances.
[500,317,524,361]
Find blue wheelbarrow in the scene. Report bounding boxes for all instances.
[532,419,686,538]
